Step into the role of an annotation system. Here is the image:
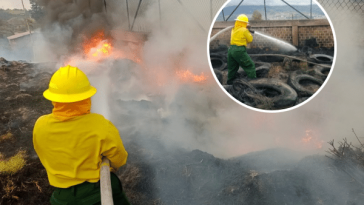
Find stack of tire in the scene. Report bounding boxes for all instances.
[210,49,333,109]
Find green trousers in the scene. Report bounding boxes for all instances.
[50,173,131,205]
[227,45,256,85]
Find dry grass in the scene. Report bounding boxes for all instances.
[267,63,284,78]
[0,132,14,143]
[0,150,26,175]
[2,177,17,199]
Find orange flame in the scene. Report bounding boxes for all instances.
[65,30,205,84]
[83,30,111,54]
[83,30,113,60]
[81,30,142,63]
[301,129,323,149]
[92,43,112,57]
[176,70,207,83]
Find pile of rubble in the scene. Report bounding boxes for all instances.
[210,46,334,109]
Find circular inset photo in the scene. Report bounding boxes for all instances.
[208,0,336,112]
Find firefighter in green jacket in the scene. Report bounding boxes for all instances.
[227,14,256,85]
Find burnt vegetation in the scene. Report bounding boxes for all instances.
[1,58,364,205]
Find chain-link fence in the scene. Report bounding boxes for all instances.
[318,0,364,13]
[216,0,326,21]
[317,0,364,23]
[110,0,226,33]
[213,0,364,21]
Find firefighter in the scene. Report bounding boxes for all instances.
[33,65,130,205]
[227,14,256,85]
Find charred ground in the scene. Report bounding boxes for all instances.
[1,59,364,205]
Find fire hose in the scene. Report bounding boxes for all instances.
[249,54,331,68]
[100,157,114,205]
[209,26,255,43]
[209,26,233,43]
[210,27,331,68]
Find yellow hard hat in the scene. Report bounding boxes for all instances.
[43,65,97,103]
[235,14,249,23]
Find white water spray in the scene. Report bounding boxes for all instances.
[254,31,297,52]
[210,27,297,52]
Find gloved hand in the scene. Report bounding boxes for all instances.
[247,24,251,30]
[247,24,254,34]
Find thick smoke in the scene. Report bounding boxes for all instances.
[2,0,362,159]
[9,0,364,158]
[3,0,364,203]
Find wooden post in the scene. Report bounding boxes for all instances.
[100,157,114,205]
[292,25,298,47]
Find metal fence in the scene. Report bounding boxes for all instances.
[318,0,364,13]
[108,0,226,33]
[216,0,364,22]
[317,0,364,23]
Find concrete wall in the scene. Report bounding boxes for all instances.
[210,19,334,50]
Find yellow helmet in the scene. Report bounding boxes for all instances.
[43,65,97,103]
[235,14,249,23]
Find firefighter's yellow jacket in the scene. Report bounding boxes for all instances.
[33,98,128,188]
[230,26,253,46]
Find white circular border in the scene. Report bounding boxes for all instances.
[207,0,337,114]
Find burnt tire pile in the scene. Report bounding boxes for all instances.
[210,49,333,110]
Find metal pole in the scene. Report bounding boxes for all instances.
[222,9,225,21]
[310,0,312,19]
[210,0,213,22]
[226,0,244,21]
[264,0,267,20]
[158,0,162,28]
[281,0,309,19]
[100,157,114,205]
[20,0,34,61]
[20,0,32,36]
[176,0,206,32]
[126,0,130,30]
[131,0,142,31]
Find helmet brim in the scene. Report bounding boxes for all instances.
[235,19,249,23]
[43,86,97,103]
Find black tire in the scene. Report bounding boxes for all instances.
[254,55,285,63]
[237,64,271,78]
[295,97,310,105]
[230,79,259,107]
[210,58,227,71]
[213,69,223,84]
[288,71,323,97]
[210,45,229,53]
[313,65,331,80]
[222,85,233,93]
[255,62,272,67]
[210,53,227,63]
[308,54,333,65]
[249,78,298,108]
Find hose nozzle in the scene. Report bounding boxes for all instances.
[249,29,255,34]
